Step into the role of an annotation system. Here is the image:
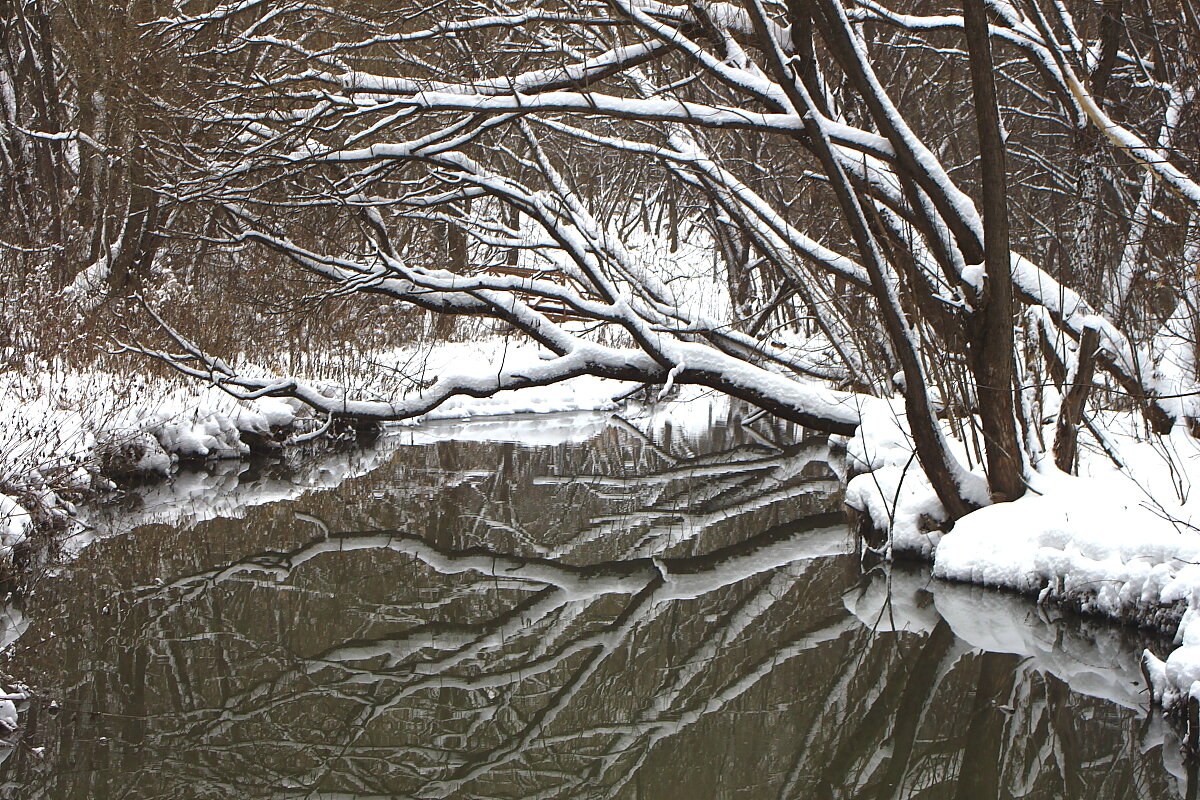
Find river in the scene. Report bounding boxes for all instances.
[0,403,1188,798]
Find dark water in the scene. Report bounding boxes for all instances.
[0,407,1188,799]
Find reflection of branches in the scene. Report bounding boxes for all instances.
[110,512,851,799]
[7,422,1184,799]
[79,425,853,798]
[534,436,840,559]
[108,422,849,796]
[831,566,1183,799]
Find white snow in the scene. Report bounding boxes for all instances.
[844,396,988,558]
[846,396,1200,712]
[960,262,985,291]
[0,494,29,551]
[0,699,15,733]
[931,419,1200,710]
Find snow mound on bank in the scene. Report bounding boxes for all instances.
[0,369,312,556]
[934,421,1200,708]
[933,469,1199,606]
[139,389,302,460]
[847,399,1200,710]
[844,398,988,558]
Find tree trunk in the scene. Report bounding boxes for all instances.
[963,0,1026,502]
[1054,324,1100,473]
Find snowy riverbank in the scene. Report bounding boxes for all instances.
[845,398,1200,714]
[0,338,639,560]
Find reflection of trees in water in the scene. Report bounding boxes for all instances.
[0,417,1185,799]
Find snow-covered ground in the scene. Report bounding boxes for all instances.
[845,398,1200,713]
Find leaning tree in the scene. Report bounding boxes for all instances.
[134,0,1200,529]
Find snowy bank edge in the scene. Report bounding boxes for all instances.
[0,339,641,561]
[844,398,1200,715]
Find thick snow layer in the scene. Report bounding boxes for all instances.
[844,397,988,558]
[846,398,1200,711]
[0,368,304,497]
[933,421,1200,709]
